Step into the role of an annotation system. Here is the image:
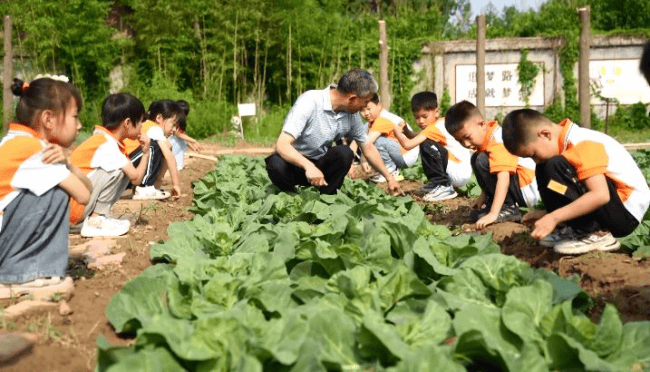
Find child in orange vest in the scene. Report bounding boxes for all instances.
[69,93,153,237]
[502,109,650,254]
[393,92,472,201]
[124,100,182,199]
[0,77,91,299]
[445,101,540,229]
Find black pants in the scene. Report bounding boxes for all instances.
[472,152,525,208]
[129,141,164,187]
[265,146,354,195]
[536,156,638,237]
[420,139,451,187]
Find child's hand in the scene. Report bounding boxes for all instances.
[42,144,68,166]
[139,133,150,150]
[188,141,203,152]
[476,212,497,229]
[171,185,181,199]
[531,214,559,240]
[522,210,547,226]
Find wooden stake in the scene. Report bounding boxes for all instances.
[579,7,591,128]
[186,152,219,162]
[378,20,390,110]
[476,15,486,117]
[3,15,12,133]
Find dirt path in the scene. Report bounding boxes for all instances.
[0,145,230,371]
[3,145,650,371]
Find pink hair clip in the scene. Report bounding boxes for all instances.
[22,82,29,92]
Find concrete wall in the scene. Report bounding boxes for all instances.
[416,35,649,120]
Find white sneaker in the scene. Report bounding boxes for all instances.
[553,231,620,255]
[422,184,458,202]
[369,173,387,183]
[133,186,171,200]
[81,216,130,238]
[369,169,403,183]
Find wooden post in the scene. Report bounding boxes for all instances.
[3,15,12,133]
[579,7,591,128]
[476,15,486,117]
[378,20,390,110]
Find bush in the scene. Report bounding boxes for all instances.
[608,102,650,131]
[244,104,291,142]
[187,100,237,139]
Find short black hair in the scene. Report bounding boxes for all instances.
[177,99,190,116]
[502,109,549,154]
[147,100,182,125]
[101,93,145,129]
[640,41,650,86]
[445,100,482,135]
[369,93,380,104]
[411,92,438,112]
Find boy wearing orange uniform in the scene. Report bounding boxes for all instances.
[445,101,540,228]
[124,100,182,200]
[393,92,472,202]
[69,93,151,237]
[502,109,650,254]
[359,93,419,183]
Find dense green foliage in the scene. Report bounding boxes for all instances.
[1,0,455,138]
[98,156,650,371]
[1,0,648,139]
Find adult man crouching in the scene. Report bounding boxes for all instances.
[266,68,403,195]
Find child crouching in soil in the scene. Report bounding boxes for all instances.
[69,93,152,237]
[393,92,472,202]
[124,100,183,200]
[0,77,92,299]
[501,109,650,255]
[169,99,203,170]
[445,101,540,229]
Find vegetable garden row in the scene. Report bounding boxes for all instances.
[98,156,650,371]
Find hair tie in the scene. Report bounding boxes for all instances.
[22,82,29,92]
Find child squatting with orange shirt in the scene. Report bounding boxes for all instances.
[502,109,650,254]
[393,92,472,202]
[445,101,540,229]
[359,93,420,183]
[0,77,92,298]
[124,100,182,200]
[69,93,152,238]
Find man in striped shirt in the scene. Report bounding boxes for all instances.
[266,68,403,195]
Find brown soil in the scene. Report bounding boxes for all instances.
[3,151,650,371]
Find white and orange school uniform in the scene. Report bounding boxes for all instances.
[557,119,650,222]
[478,120,540,207]
[369,110,419,167]
[69,126,131,224]
[0,124,71,231]
[124,120,166,155]
[420,118,472,188]
[123,120,169,187]
[0,123,71,282]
